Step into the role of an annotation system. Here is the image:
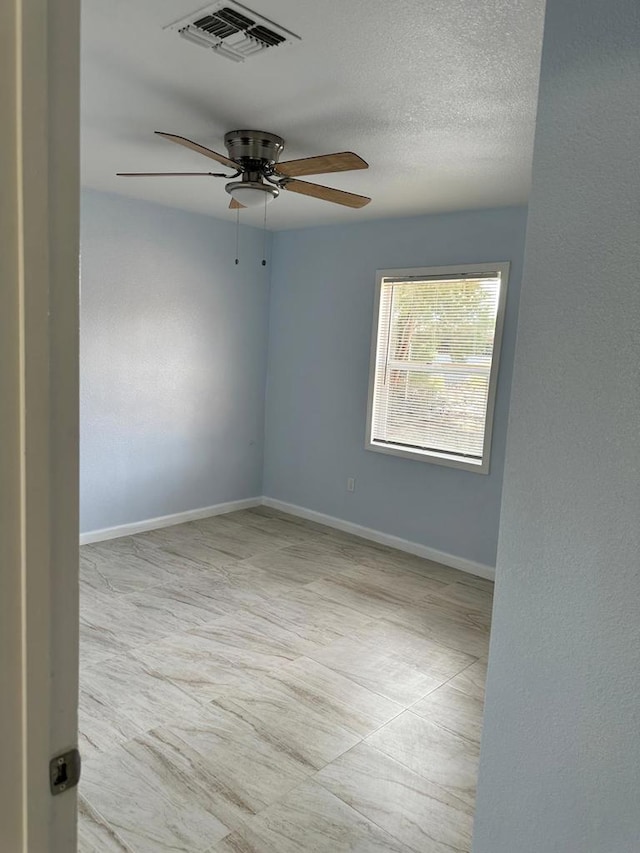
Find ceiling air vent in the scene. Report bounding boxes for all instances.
[165,1,301,62]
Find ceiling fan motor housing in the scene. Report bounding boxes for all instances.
[224,130,285,205]
[224,130,285,169]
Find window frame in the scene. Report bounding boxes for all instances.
[365,262,510,474]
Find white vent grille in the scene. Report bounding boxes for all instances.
[165,1,301,63]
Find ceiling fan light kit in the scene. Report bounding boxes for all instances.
[226,180,279,206]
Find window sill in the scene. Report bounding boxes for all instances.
[365,439,489,474]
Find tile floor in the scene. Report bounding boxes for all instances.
[78,506,492,853]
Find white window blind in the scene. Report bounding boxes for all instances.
[366,264,508,473]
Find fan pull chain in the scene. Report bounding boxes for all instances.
[234,206,240,265]
[261,194,268,266]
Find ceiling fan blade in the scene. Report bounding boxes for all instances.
[229,198,246,209]
[283,179,371,208]
[155,131,238,170]
[276,151,368,178]
[117,171,229,177]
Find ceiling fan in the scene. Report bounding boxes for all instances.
[117,130,371,210]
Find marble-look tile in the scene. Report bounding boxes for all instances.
[411,683,485,744]
[208,692,355,775]
[182,562,301,611]
[309,621,474,706]
[304,577,400,620]
[384,596,491,658]
[222,507,331,545]
[141,516,289,564]
[317,535,478,585]
[367,711,481,806]
[353,620,477,677]
[244,541,352,585]
[455,574,495,593]
[207,658,402,770]
[119,558,297,638]
[349,563,451,603]
[191,512,285,541]
[213,780,412,853]
[81,537,205,595]
[303,569,448,626]
[85,700,311,839]
[82,653,202,734]
[244,504,314,523]
[242,505,336,537]
[418,592,492,631]
[188,608,320,661]
[130,631,255,705]
[132,610,319,703]
[81,589,173,650]
[433,581,494,615]
[402,561,486,586]
[275,657,403,737]
[309,535,453,583]
[80,622,123,672]
[284,538,450,600]
[307,640,441,705]
[81,532,162,567]
[447,658,488,701]
[80,547,157,596]
[78,509,492,852]
[246,585,374,645]
[81,735,231,853]
[316,741,474,853]
[125,522,239,567]
[78,796,134,852]
[147,702,311,823]
[79,684,141,760]
[122,580,233,635]
[193,513,302,553]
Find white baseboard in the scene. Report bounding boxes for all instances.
[261,496,495,581]
[79,497,262,545]
[80,493,495,582]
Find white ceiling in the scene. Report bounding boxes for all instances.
[81,0,545,230]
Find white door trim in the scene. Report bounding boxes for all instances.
[0,1,81,849]
[1,2,28,846]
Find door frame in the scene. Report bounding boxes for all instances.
[0,0,80,849]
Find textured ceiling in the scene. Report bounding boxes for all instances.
[81,0,545,230]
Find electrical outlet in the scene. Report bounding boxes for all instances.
[347,477,356,492]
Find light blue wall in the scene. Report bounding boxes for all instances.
[263,208,528,567]
[81,194,527,565]
[474,0,640,849]
[80,190,271,533]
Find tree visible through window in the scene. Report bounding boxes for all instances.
[366,264,509,472]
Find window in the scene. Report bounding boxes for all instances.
[366,262,509,473]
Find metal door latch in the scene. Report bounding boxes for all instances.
[50,748,81,795]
